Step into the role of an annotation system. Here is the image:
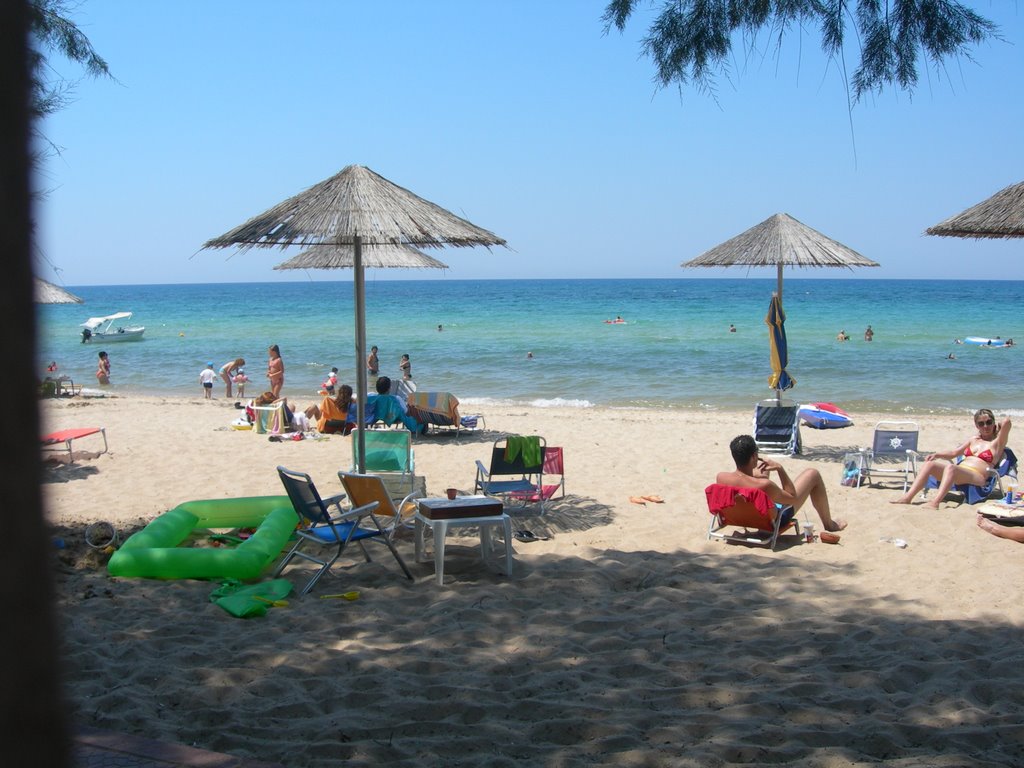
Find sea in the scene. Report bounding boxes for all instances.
[37,278,1024,416]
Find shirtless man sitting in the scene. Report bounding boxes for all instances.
[717,434,847,532]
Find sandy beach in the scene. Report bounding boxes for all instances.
[43,395,1024,766]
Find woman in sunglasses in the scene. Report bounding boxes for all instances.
[892,409,1011,509]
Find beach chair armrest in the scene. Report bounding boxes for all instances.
[327,500,379,525]
[321,492,347,513]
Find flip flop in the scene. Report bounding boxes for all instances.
[514,530,548,542]
[642,495,664,503]
[629,496,647,505]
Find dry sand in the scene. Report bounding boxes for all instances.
[43,395,1024,766]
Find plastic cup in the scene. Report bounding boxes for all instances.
[803,523,815,543]
[446,488,458,500]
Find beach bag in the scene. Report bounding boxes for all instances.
[840,452,866,487]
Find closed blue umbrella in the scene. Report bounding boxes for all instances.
[765,293,794,396]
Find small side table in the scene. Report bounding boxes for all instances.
[415,496,513,585]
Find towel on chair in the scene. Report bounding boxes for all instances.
[705,484,774,522]
[505,435,541,467]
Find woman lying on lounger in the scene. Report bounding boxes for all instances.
[891,410,1011,509]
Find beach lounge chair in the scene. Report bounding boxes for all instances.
[508,446,565,504]
[474,435,547,512]
[705,484,800,551]
[273,466,412,595]
[351,429,416,496]
[41,427,108,462]
[925,447,1018,504]
[753,399,801,455]
[406,391,486,435]
[858,421,920,491]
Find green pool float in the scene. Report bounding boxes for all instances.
[107,496,297,581]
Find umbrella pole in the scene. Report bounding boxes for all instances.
[354,235,367,473]
[776,264,783,302]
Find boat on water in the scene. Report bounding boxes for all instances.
[80,312,146,343]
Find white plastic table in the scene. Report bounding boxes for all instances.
[414,496,513,585]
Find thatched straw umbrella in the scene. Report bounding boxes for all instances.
[681,213,879,301]
[34,277,82,304]
[203,165,505,470]
[682,213,878,402]
[925,181,1024,239]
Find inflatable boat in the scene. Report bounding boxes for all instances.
[799,404,853,429]
[964,337,1007,347]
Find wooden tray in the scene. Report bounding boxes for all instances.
[418,497,503,520]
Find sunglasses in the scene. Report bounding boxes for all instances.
[976,419,995,427]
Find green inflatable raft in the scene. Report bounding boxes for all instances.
[107,496,297,580]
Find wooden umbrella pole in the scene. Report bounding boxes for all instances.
[777,263,784,302]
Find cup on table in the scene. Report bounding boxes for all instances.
[446,488,458,500]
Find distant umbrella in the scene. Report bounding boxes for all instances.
[273,242,449,271]
[34,278,82,304]
[683,213,877,400]
[925,181,1024,239]
[681,213,879,300]
[202,164,505,471]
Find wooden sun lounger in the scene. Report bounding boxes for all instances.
[41,427,108,462]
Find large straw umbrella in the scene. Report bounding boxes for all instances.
[682,213,878,399]
[34,277,82,304]
[202,164,506,471]
[925,181,1024,239]
[681,213,879,301]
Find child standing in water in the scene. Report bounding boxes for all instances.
[233,369,249,398]
[199,362,216,399]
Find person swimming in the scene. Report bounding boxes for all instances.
[891,409,1011,509]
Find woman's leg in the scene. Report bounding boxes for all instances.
[977,514,1024,542]
[222,370,232,398]
[925,463,988,510]
[891,460,947,505]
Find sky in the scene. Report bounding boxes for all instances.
[34,1,1024,286]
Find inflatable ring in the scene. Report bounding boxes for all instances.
[107,496,296,581]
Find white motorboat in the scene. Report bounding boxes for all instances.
[80,312,146,343]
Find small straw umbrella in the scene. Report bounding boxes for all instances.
[203,164,505,471]
[682,213,878,400]
[274,242,449,271]
[925,181,1024,239]
[34,277,83,304]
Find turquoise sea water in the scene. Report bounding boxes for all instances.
[37,278,1024,415]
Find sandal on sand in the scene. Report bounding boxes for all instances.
[642,495,664,503]
[629,496,647,505]
[514,530,549,542]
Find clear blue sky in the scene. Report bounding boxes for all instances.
[34,1,1024,286]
